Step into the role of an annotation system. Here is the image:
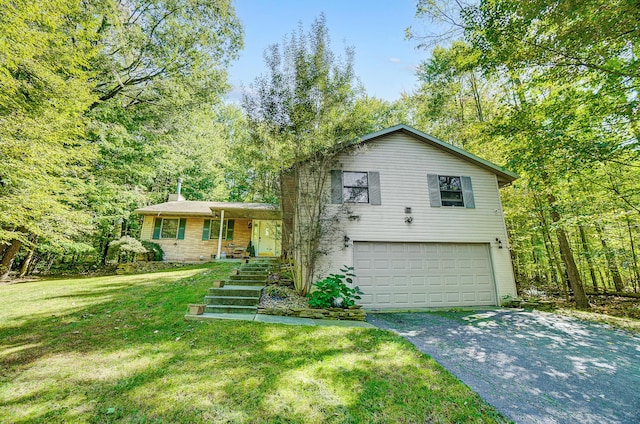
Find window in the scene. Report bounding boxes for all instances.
[202,219,235,241]
[152,218,186,240]
[161,218,179,238]
[427,174,475,208]
[331,170,381,205]
[439,176,464,207]
[343,171,369,203]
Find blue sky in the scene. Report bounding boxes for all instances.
[227,0,429,102]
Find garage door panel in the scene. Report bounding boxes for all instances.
[360,294,373,303]
[408,259,423,270]
[375,294,392,304]
[407,244,422,254]
[373,244,389,253]
[394,293,409,304]
[429,293,443,303]
[477,291,494,302]
[355,258,373,270]
[411,292,426,303]
[409,275,424,286]
[389,244,406,254]
[354,242,496,308]
[391,259,406,269]
[374,259,389,269]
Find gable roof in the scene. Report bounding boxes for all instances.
[343,124,518,186]
[134,201,281,219]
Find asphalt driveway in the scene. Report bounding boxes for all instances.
[368,309,640,424]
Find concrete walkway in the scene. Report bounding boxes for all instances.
[185,312,375,328]
[368,309,640,424]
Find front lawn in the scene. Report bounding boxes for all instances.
[0,263,506,423]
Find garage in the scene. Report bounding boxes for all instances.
[353,242,497,309]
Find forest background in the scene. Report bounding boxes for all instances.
[1,0,638,311]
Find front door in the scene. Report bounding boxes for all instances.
[252,220,281,257]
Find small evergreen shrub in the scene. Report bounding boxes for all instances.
[141,240,164,261]
[307,266,363,309]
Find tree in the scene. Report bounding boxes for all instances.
[0,0,100,279]
[0,0,244,277]
[409,0,640,307]
[242,15,374,294]
[87,0,243,264]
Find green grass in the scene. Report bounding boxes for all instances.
[0,263,506,423]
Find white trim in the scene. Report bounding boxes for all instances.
[216,209,225,259]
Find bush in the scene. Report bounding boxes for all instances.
[107,236,147,263]
[307,266,363,309]
[141,240,164,261]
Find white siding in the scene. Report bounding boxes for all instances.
[309,133,517,303]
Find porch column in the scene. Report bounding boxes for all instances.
[216,209,225,259]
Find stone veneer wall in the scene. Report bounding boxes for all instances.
[257,306,366,321]
[116,261,197,275]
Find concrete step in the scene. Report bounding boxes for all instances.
[229,274,268,281]
[205,295,260,306]
[240,266,272,272]
[209,286,263,297]
[223,280,267,287]
[205,304,257,314]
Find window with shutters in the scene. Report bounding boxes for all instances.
[202,219,235,240]
[427,174,475,208]
[343,171,369,203]
[152,218,186,240]
[439,176,464,207]
[331,170,381,205]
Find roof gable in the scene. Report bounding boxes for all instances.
[346,124,518,186]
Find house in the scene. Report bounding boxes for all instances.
[135,200,282,262]
[281,124,519,310]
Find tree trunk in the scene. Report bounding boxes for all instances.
[595,224,625,292]
[18,247,35,278]
[547,194,589,308]
[470,72,484,122]
[535,195,566,297]
[578,225,598,292]
[0,235,24,280]
[625,215,640,293]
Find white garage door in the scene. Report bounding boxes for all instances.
[354,242,497,309]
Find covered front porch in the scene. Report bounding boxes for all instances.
[209,203,282,260]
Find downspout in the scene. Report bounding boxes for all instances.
[216,209,225,259]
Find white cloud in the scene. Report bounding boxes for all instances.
[388,57,401,63]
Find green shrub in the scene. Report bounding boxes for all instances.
[141,240,164,261]
[307,266,363,309]
[107,236,147,263]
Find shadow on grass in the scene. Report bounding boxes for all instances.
[1,265,503,423]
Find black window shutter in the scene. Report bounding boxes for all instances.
[226,219,235,240]
[152,218,162,239]
[461,176,475,208]
[177,218,187,240]
[368,171,381,205]
[202,219,211,240]
[331,170,343,204]
[427,174,442,207]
